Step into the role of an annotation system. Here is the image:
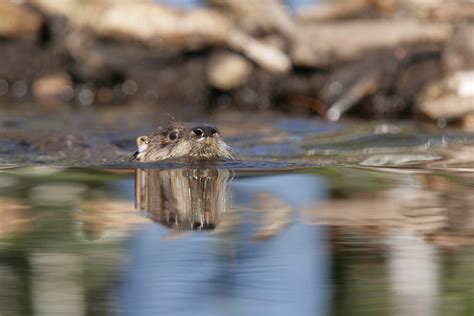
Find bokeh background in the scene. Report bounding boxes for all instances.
[1,0,473,122]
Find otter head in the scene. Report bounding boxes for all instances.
[132,122,235,162]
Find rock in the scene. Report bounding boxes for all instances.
[418,71,474,119]
[207,52,253,91]
[0,2,43,38]
[32,73,73,104]
[443,25,474,73]
[420,93,474,120]
[462,114,474,131]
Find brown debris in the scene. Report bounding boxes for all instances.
[418,71,474,120]
[34,0,291,74]
[418,1,474,22]
[462,114,474,131]
[32,73,73,104]
[292,19,452,67]
[0,0,469,122]
[443,25,474,73]
[206,51,253,90]
[0,1,43,38]
[92,4,232,48]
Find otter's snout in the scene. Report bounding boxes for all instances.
[191,126,218,138]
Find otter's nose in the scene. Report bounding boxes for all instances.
[192,126,218,138]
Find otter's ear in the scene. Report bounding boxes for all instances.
[136,136,149,152]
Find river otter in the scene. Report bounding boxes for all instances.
[131,122,235,161]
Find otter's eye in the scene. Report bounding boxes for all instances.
[168,131,179,141]
[193,128,203,137]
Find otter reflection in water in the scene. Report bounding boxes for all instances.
[131,122,235,162]
[135,168,232,230]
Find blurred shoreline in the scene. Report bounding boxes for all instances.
[0,0,473,127]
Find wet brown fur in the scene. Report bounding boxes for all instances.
[132,122,235,162]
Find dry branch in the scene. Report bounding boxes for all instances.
[292,19,452,67]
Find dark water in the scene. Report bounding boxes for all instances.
[0,164,473,316]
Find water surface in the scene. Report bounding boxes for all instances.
[0,163,472,316]
[1,106,474,316]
